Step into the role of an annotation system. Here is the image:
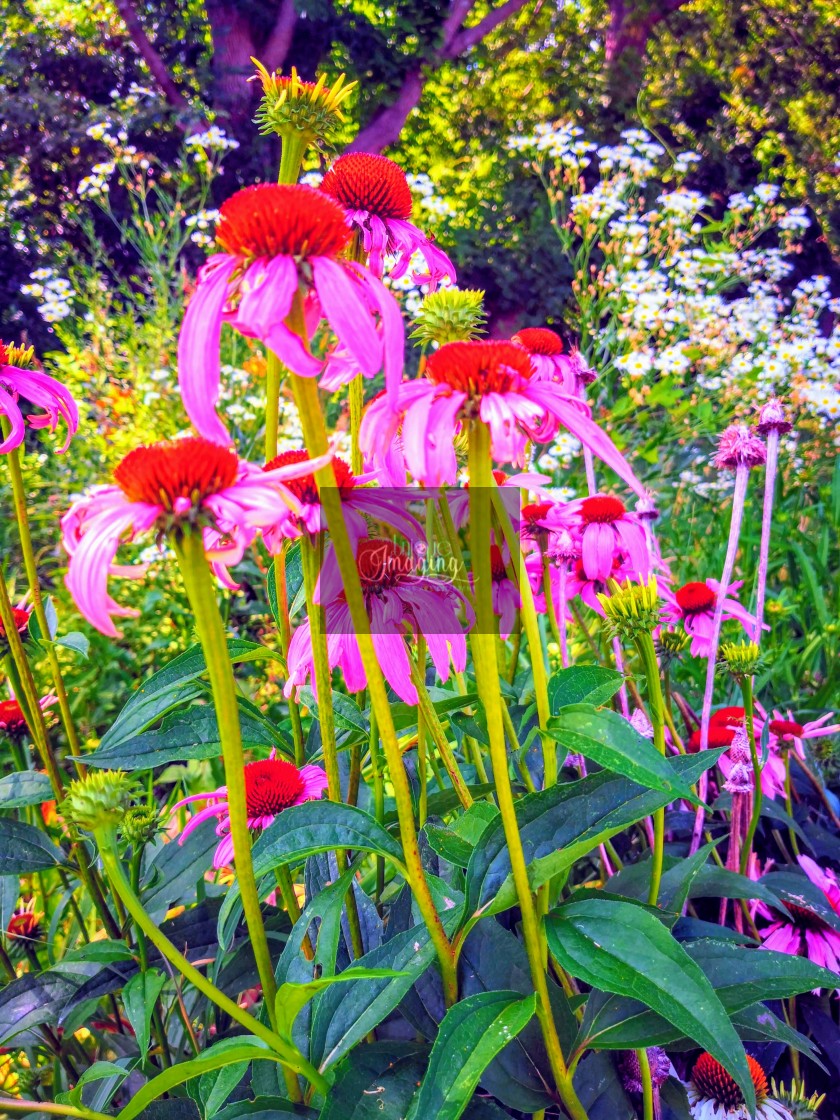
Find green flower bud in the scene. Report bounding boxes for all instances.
[61,770,137,833]
[598,576,662,640]
[121,805,163,847]
[717,640,763,681]
[770,1079,825,1120]
[655,627,690,666]
[252,59,355,144]
[410,288,487,345]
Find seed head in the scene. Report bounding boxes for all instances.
[252,60,355,144]
[718,640,763,681]
[598,576,662,639]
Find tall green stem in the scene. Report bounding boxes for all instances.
[265,350,282,463]
[409,653,473,810]
[173,531,280,1034]
[739,677,763,877]
[634,633,667,907]
[289,365,456,1005]
[96,828,327,1097]
[468,421,587,1120]
[1,426,80,755]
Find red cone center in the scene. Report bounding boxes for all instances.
[114,438,239,510]
[215,184,351,261]
[244,758,305,816]
[321,153,413,221]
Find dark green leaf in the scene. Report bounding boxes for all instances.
[545,705,700,802]
[548,666,624,713]
[407,991,536,1120]
[545,898,755,1112]
[760,869,840,934]
[252,801,405,876]
[467,752,722,915]
[275,968,407,1038]
[731,1004,824,1065]
[0,818,65,873]
[684,939,838,1007]
[318,1043,428,1120]
[54,631,90,659]
[299,687,369,735]
[85,704,281,770]
[218,1099,315,1120]
[0,770,54,807]
[100,640,279,751]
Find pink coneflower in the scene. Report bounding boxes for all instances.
[686,1053,792,1120]
[0,605,31,641]
[568,494,649,581]
[0,342,79,454]
[61,437,330,637]
[665,579,761,658]
[285,538,471,704]
[511,328,595,396]
[564,553,626,615]
[177,184,404,446]
[0,694,57,737]
[173,751,328,869]
[320,152,455,288]
[359,340,642,491]
[447,469,550,530]
[756,855,840,982]
[728,710,840,800]
[260,449,421,548]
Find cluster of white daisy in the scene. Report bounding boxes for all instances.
[20,268,74,322]
[184,127,240,167]
[184,208,221,247]
[407,172,456,217]
[77,161,117,200]
[514,122,838,433]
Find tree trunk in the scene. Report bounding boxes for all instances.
[604,0,688,125]
[205,0,261,127]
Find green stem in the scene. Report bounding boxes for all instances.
[278,133,307,185]
[368,709,386,905]
[637,1049,655,1120]
[0,1099,112,1120]
[739,677,763,877]
[489,486,552,782]
[299,535,365,961]
[96,830,328,1096]
[289,365,457,1005]
[2,426,80,755]
[349,375,364,476]
[784,750,801,858]
[172,531,281,1036]
[468,421,587,1120]
[634,633,667,907]
[264,350,282,463]
[409,653,473,811]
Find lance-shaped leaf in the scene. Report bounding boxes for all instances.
[0,818,66,874]
[252,801,406,876]
[407,991,536,1120]
[0,770,54,808]
[466,751,722,915]
[544,705,702,803]
[548,666,624,713]
[545,898,755,1113]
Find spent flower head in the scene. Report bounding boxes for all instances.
[61,771,137,833]
[121,805,164,847]
[598,576,662,639]
[410,288,486,345]
[252,59,355,144]
[656,627,690,666]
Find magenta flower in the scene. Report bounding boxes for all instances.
[756,855,840,983]
[285,538,471,705]
[260,449,422,550]
[177,184,404,446]
[359,340,643,491]
[0,342,78,454]
[0,692,57,737]
[172,750,328,869]
[511,327,595,396]
[320,152,455,288]
[61,437,330,637]
[564,494,649,582]
[663,579,762,657]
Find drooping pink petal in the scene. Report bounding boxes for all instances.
[0,384,26,454]
[312,257,381,376]
[177,255,238,445]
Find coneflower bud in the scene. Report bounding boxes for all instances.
[121,805,163,847]
[718,640,763,681]
[597,576,662,640]
[411,288,487,345]
[251,60,355,145]
[656,627,690,667]
[61,771,137,833]
[770,1079,825,1120]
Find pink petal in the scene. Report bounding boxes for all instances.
[177,255,237,445]
[312,257,381,376]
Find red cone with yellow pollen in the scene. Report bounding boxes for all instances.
[687,1052,792,1120]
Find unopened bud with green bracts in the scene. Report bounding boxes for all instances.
[410,288,487,346]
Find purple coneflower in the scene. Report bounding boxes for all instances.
[0,342,78,453]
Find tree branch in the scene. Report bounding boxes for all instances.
[113,0,192,112]
[348,0,531,153]
[444,0,531,59]
[262,0,298,72]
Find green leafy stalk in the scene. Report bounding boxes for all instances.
[94,826,328,1096]
[409,652,473,810]
[468,419,588,1120]
[288,361,457,1005]
[172,530,284,1052]
[635,632,668,906]
[1,417,81,755]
